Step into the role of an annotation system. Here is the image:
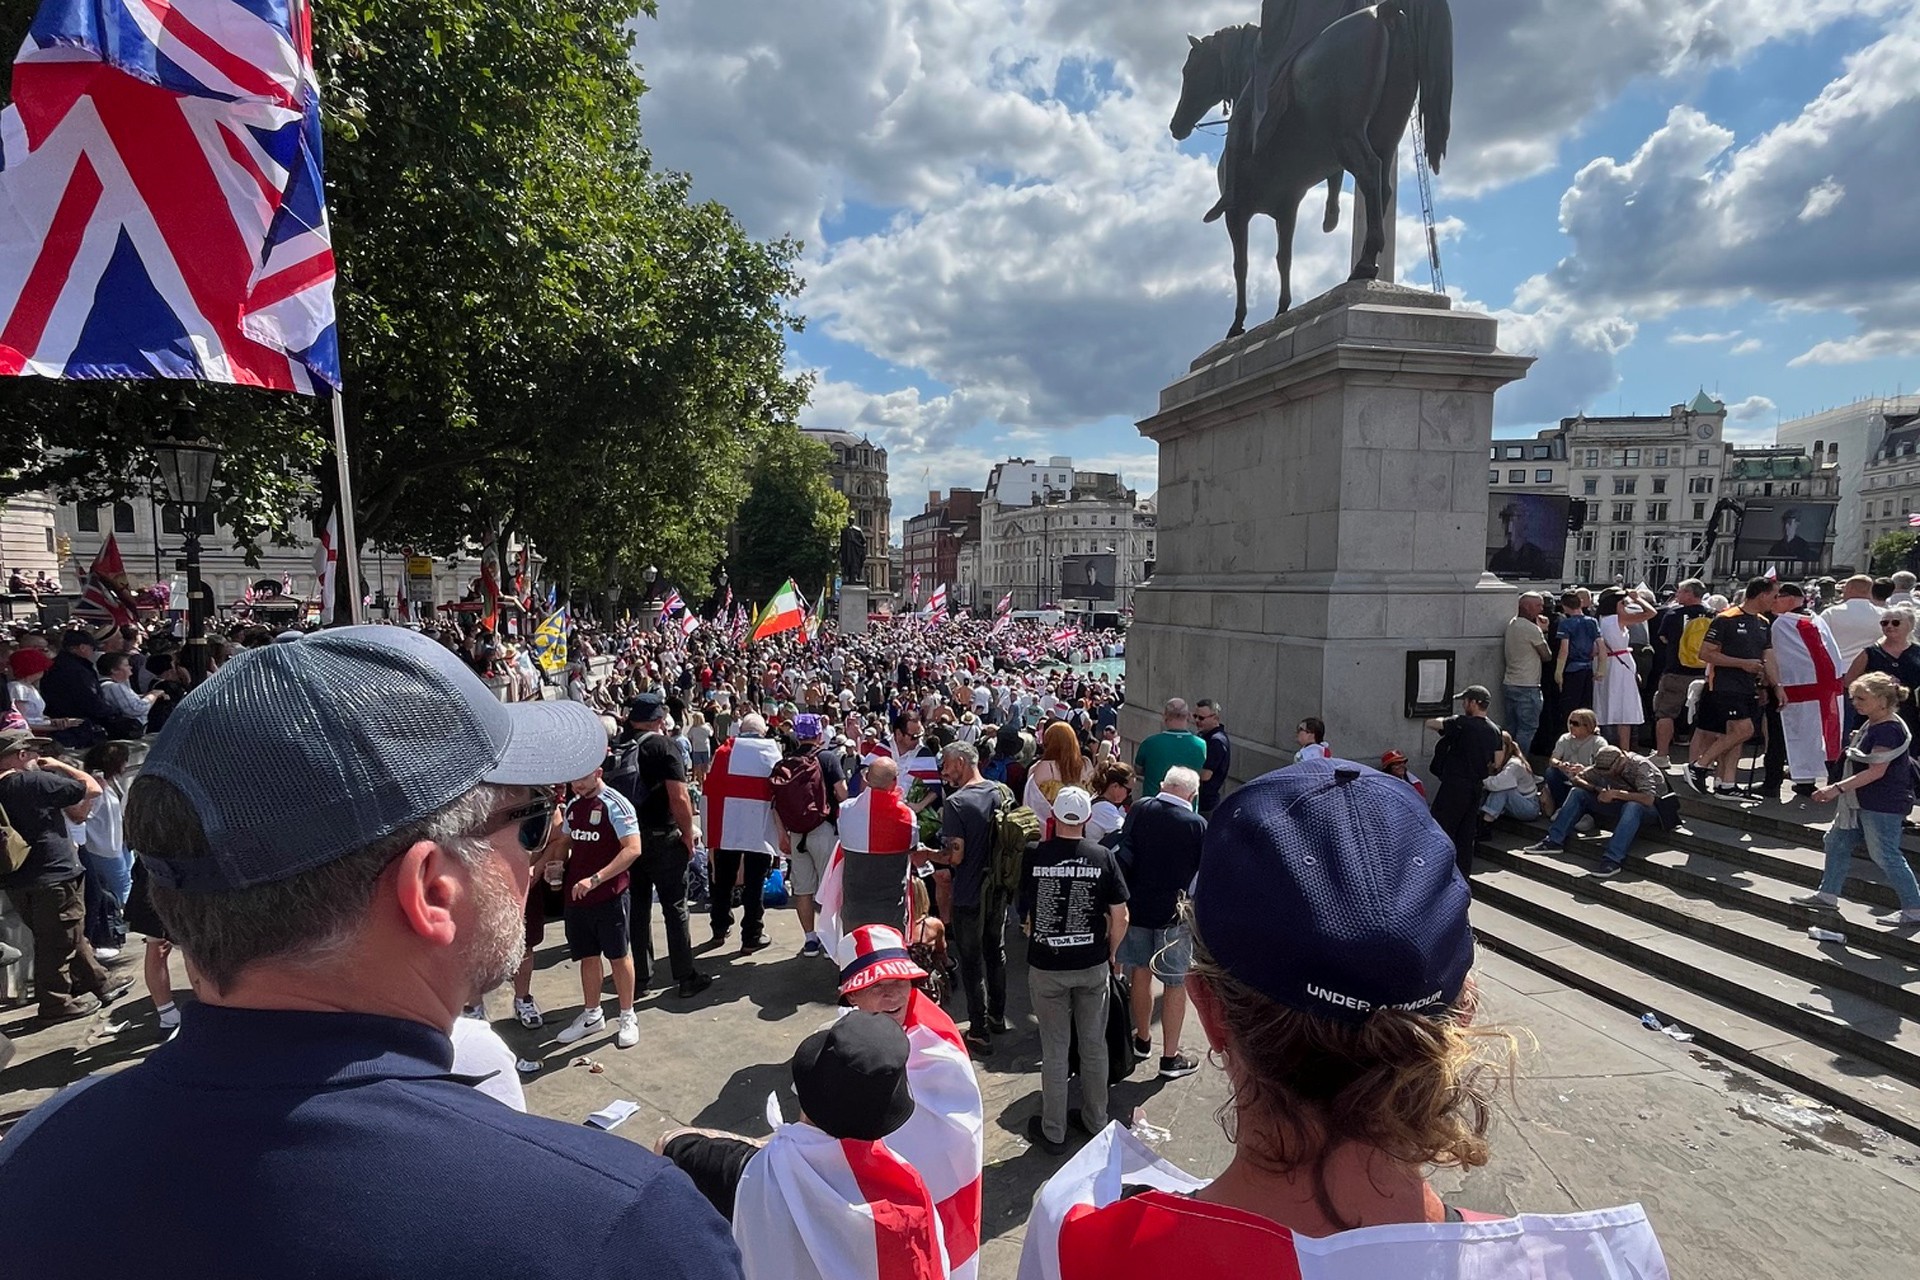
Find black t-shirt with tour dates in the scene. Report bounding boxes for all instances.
[1704,608,1772,698]
[1018,836,1129,972]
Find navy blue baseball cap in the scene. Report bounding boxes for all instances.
[1193,758,1472,1024]
[135,626,608,893]
[626,694,666,724]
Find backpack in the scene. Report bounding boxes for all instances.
[1676,611,1714,670]
[603,733,654,812]
[984,781,1042,901]
[769,746,830,835]
[0,795,28,874]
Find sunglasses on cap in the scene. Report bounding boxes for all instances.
[485,794,557,852]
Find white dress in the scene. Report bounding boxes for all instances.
[1595,615,1644,727]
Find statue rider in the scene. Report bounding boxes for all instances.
[1251,0,1363,154]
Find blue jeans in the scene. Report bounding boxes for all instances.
[1544,788,1649,866]
[1482,788,1542,821]
[81,848,131,949]
[1819,810,1920,908]
[1503,685,1543,755]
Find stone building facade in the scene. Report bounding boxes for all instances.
[805,428,892,596]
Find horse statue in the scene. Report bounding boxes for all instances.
[1171,0,1453,338]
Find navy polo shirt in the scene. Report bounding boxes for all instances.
[0,1004,742,1280]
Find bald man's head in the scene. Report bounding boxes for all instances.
[866,757,900,791]
[1845,574,1875,600]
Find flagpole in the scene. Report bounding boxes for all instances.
[331,389,361,625]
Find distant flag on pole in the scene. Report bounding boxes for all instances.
[0,0,341,393]
[1765,564,1779,582]
[991,590,1013,635]
[804,579,830,640]
[925,583,948,623]
[73,532,137,631]
[1907,513,1920,529]
[677,610,701,640]
[729,603,749,647]
[659,588,685,618]
[750,579,807,642]
[909,570,922,606]
[311,502,339,625]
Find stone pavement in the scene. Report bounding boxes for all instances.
[4,903,1919,1279]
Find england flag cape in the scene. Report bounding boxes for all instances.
[734,1095,947,1280]
[704,735,783,855]
[894,992,986,1280]
[1772,610,1846,778]
[1018,1125,1668,1280]
[816,784,920,957]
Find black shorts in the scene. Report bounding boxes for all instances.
[1697,689,1760,734]
[564,892,631,961]
[124,859,168,941]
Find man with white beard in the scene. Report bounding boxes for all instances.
[0,627,741,1280]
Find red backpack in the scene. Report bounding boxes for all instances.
[770,746,830,835]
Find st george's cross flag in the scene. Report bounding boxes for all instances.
[0,0,339,391]
[733,1094,946,1280]
[1018,1125,1669,1280]
[891,991,985,1280]
[814,782,920,957]
[310,502,338,625]
[702,733,783,856]
[923,584,948,622]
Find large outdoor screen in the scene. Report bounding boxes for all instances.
[1486,493,1570,581]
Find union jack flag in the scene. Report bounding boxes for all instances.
[658,587,684,618]
[728,603,748,646]
[0,0,339,392]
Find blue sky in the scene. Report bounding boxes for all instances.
[634,1,1920,537]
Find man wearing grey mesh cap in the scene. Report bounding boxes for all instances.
[0,627,742,1280]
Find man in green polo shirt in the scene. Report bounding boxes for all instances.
[1135,698,1208,798]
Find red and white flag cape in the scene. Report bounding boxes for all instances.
[703,735,783,855]
[895,992,985,1280]
[817,784,922,959]
[734,1102,946,1280]
[1773,610,1845,773]
[1018,1126,1668,1280]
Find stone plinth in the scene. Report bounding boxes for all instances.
[1121,282,1532,784]
[838,584,870,636]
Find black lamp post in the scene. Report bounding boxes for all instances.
[149,438,220,679]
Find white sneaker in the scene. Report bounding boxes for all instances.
[1576,815,1599,834]
[1649,754,1671,770]
[460,1003,487,1021]
[93,946,121,961]
[1792,891,1840,909]
[554,1007,605,1044]
[615,1010,639,1048]
[513,995,544,1028]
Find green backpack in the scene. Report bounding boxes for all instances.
[985,781,1042,900]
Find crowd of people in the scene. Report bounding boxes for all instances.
[0,598,1681,1278]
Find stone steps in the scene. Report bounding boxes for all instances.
[1470,899,1920,1147]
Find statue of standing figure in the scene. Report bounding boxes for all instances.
[1170,0,1454,337]
[839,521,869,586]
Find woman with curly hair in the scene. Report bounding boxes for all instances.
[1024,760,1669,1279]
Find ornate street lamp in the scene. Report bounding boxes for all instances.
[148,438,220,679]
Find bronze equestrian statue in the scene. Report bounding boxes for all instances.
[1171,0,1453,337]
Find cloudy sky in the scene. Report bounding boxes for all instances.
[633,0,1920,538]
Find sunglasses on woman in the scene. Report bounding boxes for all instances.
[1884,620,1908,629]
[485,794,557,851]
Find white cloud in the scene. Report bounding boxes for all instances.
[1727,393,1777,421]
[1798,177,1846,221]
[1731,337,1764,354]
[1668,330,1742,344]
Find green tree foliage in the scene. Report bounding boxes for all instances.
[1870,530,1919,577]
[734,427,851,603]
[0,0,809,593]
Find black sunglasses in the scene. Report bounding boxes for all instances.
[486,795,557,852]
[1885,619,1909,628]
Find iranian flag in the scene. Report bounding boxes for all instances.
[750,578,807,641]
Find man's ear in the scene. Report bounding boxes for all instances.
[388,839,464,946]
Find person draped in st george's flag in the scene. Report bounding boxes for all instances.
[1768,582,1846,791]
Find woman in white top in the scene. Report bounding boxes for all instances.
[1542,708,1604,817]
[1593,588,1655,747]
[1085,762,1134,844]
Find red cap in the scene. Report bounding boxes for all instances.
[8,648,53,679]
